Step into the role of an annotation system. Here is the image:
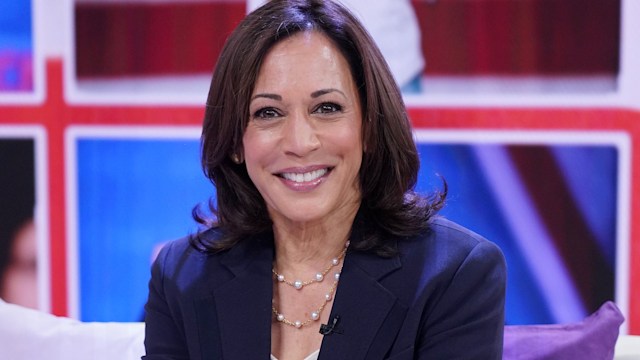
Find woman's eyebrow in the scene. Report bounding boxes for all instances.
[311,88,346,98]
[251,93,282,101]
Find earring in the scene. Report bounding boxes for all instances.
[231,153,243,164]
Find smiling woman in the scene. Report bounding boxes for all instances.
[243,32,363,228]
[142,1,506,359]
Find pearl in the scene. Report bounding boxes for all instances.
[271,242,350,330]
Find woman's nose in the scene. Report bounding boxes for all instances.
[281,111,320,157]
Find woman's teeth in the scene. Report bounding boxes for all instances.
[281,168,328,183]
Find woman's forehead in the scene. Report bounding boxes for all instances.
[253,32,356,95]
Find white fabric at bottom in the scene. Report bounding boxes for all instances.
[271,349,320,360]
[0,299,145,360]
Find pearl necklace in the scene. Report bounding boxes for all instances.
[272,243,348,290]
[271,241,349,329]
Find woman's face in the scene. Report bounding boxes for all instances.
[243,31,363,225]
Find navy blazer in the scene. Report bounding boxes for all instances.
[143,217,506,359]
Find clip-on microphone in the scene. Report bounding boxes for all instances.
[319,315,341,335]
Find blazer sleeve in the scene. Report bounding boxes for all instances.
[416,240,506,359]
[142,241,190,360]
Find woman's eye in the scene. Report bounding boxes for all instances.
[314,102,342,114]
[253,107,281,119]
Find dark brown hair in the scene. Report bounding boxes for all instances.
[193,0,445,255]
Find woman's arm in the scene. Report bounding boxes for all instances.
[143,242,189,360]
[416,240,507,359]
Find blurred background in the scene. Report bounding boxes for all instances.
[0,0,32,91]
[1,0,639,334]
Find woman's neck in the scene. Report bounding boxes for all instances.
[271,206,358,272]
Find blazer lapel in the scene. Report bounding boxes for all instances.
[194,235,274,359]
[191,229,406,359]
[319,244,406,359]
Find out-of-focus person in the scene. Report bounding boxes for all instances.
[0,139,38,309]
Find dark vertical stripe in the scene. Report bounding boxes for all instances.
[507,145,614,313]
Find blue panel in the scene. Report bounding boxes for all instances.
[0,0,32,91]
[552,146,617,266]
[0,0,32,42]
[77,139,214,322]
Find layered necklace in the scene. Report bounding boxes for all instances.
[271,241,349,329]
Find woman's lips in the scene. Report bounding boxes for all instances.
[275,166,332,191]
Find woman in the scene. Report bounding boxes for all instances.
[143,0,506,359]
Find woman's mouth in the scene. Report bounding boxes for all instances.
[275,167,333,191]
[279,168,328,183]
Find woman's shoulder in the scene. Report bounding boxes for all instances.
[393,216,506,298]
[154,227,226,268]
[426,216,496,248]
[150,227,237,296]
[399,216,504,270]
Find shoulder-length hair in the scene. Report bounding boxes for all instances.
[193,0,445,255]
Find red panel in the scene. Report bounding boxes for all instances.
[412,0,620,75]
[74,0,619,77]
[75,2,246,78]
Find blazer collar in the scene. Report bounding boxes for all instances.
[194,231,404,359]
[318,241,404,359]
[196,232,275,359]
